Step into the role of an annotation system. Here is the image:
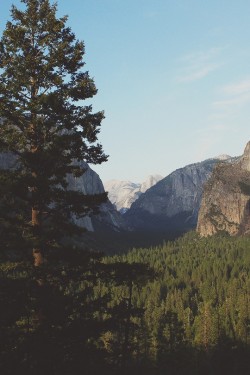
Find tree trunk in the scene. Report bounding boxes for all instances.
[32,207,43,267]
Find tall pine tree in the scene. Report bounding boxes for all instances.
[0,2,111,373]
[0,0,108,263]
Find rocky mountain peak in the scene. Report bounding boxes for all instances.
[197,141,250,236]
[140,174,163,193]
[0,153,127,233]
[216,154,232,161]
[124,158,219,234]
[240,140,250,172]
[105,175,163,212]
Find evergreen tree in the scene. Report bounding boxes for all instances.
[0,2,109,373]
[0,0,107,264]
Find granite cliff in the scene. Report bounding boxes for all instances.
[104,174,163,213]
[197,142,250,236]
[0,153,126,232]
[66,161,127,231]
[124,158,221,234]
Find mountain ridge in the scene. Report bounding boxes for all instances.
[0,153,127,233]
[124,156,233,235]
[104,174,163,213]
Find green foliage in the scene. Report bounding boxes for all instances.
[0,1,111,373]
[104,232,250,374]
[0,253,156,374]
[1,231,250,374]
[0,0,108,255]
[0,251,108,374]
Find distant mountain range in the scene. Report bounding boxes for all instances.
[3,143,249,244]
[104,174,163,213]
[123,155,234,235]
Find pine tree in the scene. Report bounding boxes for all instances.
[0,2,110,372]
[0,0,108,263]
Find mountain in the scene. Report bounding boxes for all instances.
[66,161,128,232]
[0,153,126,232]
[197,141,250,236]
[124,157,231,234]
[104,174,163,213]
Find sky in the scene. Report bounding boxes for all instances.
[1,0,250,183]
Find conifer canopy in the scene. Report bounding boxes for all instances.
[0,0,108,256]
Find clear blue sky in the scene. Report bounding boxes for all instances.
[1,0,250,183]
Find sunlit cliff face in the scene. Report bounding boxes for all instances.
[197,141,250,237]
[240,141,250,172]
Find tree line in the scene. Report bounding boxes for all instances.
[104,231,250,374]
[1,231,250,374]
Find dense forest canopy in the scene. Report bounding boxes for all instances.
[1,231,250,374]
[102,232,250,374]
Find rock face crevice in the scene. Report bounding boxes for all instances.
[197,141,250,236]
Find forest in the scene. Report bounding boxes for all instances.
[1,232,250,374]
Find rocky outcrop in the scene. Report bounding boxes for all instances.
[124,159,220,233]
[104,175,163,213]
[197,142,250,236]
[140,175,163,193]
[67,161,127,231]
[0,153,126,232]
[104,180,141,213]
[239,142,250,172]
